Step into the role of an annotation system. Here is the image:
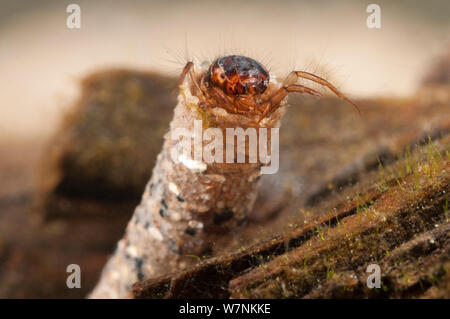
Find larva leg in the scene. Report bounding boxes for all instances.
[287,71,361,114]
[179,61,207,98]
[178,62,194,87]
[257,85,322,122]
[234,96,262,114]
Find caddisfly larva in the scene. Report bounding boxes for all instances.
[90,55,358,298]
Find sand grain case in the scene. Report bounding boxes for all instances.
[90,62,288,298]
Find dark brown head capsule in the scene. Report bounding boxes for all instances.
[207,55,269,96]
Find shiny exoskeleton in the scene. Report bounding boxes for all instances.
[206,55,269,96]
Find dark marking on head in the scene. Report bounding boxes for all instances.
[207,55,269,96]
[176,195,185,202]
[159,208,165,217]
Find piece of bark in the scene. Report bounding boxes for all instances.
[132,134,450,299]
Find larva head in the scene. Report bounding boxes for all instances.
[206,55,269,96]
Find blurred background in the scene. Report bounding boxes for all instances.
[1,0,449,139]
[0,0,449,298]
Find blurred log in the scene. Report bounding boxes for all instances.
[36,69,177,219]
